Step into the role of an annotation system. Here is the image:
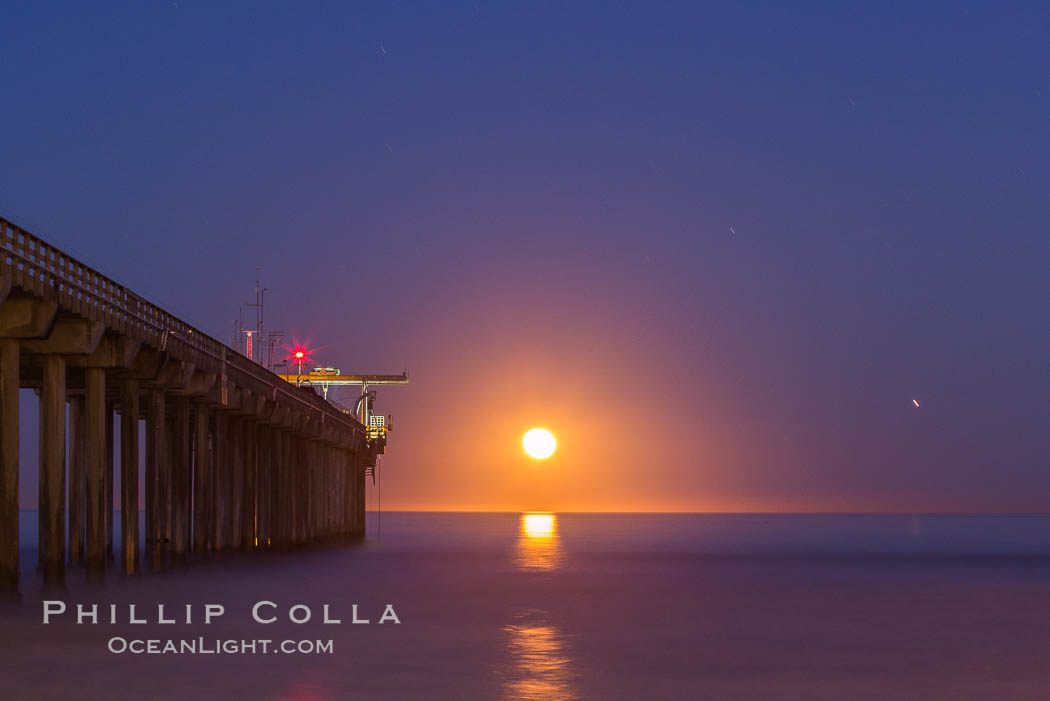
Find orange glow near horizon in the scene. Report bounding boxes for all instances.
[357,308,745,513]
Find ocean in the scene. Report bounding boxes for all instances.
[2,511,1049,699]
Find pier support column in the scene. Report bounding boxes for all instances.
[326,448,334,539]
[307,439,316,543]
[345,450,352,537]
[120,378,139,575]
[229,415,244,550]
[332,449,340,538]
[105,401,114,561]
[84,367,106,576]
[172,396,190,558]
[274,431,285,547]
[258,424,271,548]
[302,440,311,543]
[313,444,320,541]
[276,430,289,548]
[192,403,210,552]
[323,444,331,539]
[312,442,320,541]
[330,450,337,539]
[286,434,296,546]
[323,446,332,539]
[241,420,256,550]
[269,429,280,548]
[285,434,294,545]
[348,449,356,537]
[286,432,297,547]
[343,451,351,537]
[315,443,322,539]
[325,448,332,539]
[349,451,357,537]
[356,451,366,538]
[255,424,263,547]
[280,431,293,548]
[348,451,357,538]
[332,449,341,538]
[296,437,307,545]
[68,394,86,565]
[0,340,18,591]
[145,388,167,571]
[39,355,66,587]
[212,412,227,551]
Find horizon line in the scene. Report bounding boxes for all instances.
[19,508,1049,516]
[14,508,1050,516]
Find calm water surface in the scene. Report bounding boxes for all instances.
[2,512,1049,700]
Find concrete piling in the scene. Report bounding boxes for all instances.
[172,396,190,558]
[68,395,85,565]
[0,340,18,591]
[120,378,139,576]
[145,388,166,571]
[84,367,106,576]
[39,356,66,588]
[104,401,114,561]
[192,403,209,551]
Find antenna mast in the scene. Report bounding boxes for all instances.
[243,267,267,363]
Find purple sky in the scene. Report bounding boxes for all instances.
[3,2,1047,512]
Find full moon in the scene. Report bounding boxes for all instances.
[522,428,557,459]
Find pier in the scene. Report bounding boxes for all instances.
[0,215,389,591]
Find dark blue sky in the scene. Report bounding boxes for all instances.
[2,2,1047,511]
